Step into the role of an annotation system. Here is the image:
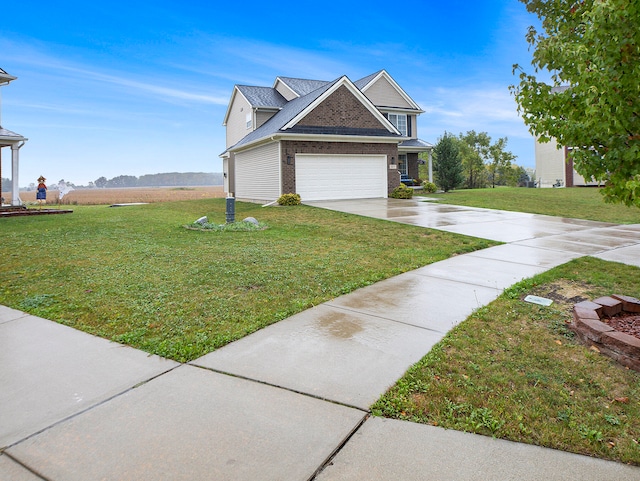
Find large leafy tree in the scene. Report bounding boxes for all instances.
[459,130,491,189]
[511,0,640,207]
[488,137,517,188]
[433,132,464,192]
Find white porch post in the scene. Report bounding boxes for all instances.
[428,150,433,183]
[11,142,23,206]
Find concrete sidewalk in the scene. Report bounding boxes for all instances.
[2,198,640,480]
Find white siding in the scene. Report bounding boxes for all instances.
[226,94,252,148]
[274,78,298,101]
[535,138,566,188]
[235,142,281,201]
[256,110,277,129]
[223,158,229,194]
[364,76,412,108]
[572,169,599,187]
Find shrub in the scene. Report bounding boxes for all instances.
[277,193,301,206]
[390,183,414,199]
[422,181,437,193]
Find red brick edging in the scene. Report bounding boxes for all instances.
[570,295,640,371]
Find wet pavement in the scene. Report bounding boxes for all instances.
[2,198,640,480]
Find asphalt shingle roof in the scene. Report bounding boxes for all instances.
[225,71,428,154]
[230,78,340,150]
[277,77,331,97]
[236,86,287,109]
[354,70,383,90]
[400,138,433,148]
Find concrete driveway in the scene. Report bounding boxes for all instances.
[306,198,640,264]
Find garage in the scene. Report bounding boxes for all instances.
[295,154,388,201]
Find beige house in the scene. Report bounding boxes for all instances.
[534,85,598,188]
[220,70,433,202]
[535,137,598,188]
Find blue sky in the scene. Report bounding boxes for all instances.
[1,0,541,186]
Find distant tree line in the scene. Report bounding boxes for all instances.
[94,172,223,188]
[1,177,11,191]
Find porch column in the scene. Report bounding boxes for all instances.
[11,142,23,206]
[428,150,433,183]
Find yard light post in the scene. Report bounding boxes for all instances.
[226,194,235,223]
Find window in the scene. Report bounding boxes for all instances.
[398,154,408,175]
[388,113,407,136]
[246,113,252,129]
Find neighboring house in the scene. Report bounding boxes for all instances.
[0,67,27,207]
[221,70,433,202]
[535,137,599,188]
[534,85,598,188]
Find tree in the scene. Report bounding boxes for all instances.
[487,137,516,188]
[94,176,108,188]
[106,175,138,188]
[458,131,490,189]
[511,0,640,207]
[433,132,464,192]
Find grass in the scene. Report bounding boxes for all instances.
[372,257,640,465]
[0,198,495,362]
[420,187,640,224]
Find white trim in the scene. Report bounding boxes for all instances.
[222,86,251,126]
[273,77,299,100]
[228,132,401,154]
[277,142,282,196]
[360,70,424,112]
[281,76,400,135]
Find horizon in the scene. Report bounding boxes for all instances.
[2,0,543,187]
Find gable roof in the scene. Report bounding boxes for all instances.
[274,77,331,98]
[226,76,401,153]
[222,85,288,126]
[237,85,287,109]
[357,70,423,112]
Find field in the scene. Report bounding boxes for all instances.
[3,185,225,205]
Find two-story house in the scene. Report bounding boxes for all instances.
[221,70,433,202]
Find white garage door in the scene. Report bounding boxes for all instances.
[295,154,388,201]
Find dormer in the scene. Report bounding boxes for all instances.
[222,85,287,148]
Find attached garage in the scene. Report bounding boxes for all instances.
[295,154,388,201]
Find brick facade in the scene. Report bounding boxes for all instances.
[280,140,399,195]
[296,85,383,130]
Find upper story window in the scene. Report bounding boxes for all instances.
[388,113,407,136]
[246,113,252,129]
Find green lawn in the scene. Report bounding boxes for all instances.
[373,257,640,465]
[0,199,495,361]
[421,187,640,224]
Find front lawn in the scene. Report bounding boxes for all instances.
[0,199,495,361]
[373,257,640,465]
